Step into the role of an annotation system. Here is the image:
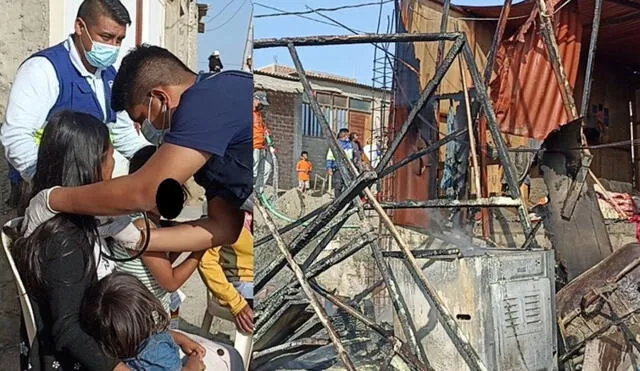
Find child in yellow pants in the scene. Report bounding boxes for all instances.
[198,212,254,334]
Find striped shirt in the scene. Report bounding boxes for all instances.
[111,219,171,312]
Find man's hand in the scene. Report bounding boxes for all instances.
[326,169,333,176]
[234,303,254,334]
[183,354,205,371]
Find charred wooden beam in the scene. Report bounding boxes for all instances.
[535,0,579,120]
[300,208,359,271]
[580,0,603,118]
[376,35,465,171]
[378,129,468,178]
[382,249,460,259]
[253,32,462,49]
[252,338,331,359]
[310,280,434,371]
[305,233,377,279]
[436,0,451,68]
[480,0,512,238]
[255,171,377,292]
[371,197,522,209]
[254,199,357,371]
[460,38,534,240]
[255,204,329,247]
[288,43,355,185]
[483,0,512,85]
[368,240,428,364]
[561,154,593,219]
[520,221,543,250]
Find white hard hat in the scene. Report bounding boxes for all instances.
[213,50,220,56]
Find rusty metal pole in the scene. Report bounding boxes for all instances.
[254,199,357,371]
[479,0,512,238]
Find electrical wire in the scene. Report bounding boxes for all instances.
[205,0,249,33]
[254,2,366,30]
[204,0,235,22]
[255,1,393,18]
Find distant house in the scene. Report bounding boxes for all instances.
[254,64,391,190]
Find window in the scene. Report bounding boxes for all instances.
[349,98,372,112]
[334,96,348,108]
[317,92,333,106]
[301,93,349,137]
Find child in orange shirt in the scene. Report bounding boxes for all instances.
[296,151,313,192]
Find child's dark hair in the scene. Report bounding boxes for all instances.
[301,151,308,156]
[80,272,169,358]
[12,110,110,299]
[128,146,190,219]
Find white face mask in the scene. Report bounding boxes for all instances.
[142,96,170,147]
[80,20,120,69]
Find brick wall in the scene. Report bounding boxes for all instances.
[261,90,298,189]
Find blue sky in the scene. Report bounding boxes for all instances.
[197,1,517,82]
[251,0,513,83]
[197,0,253,72]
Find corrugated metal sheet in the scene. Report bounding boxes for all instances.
[387,5,439,229]
[490,2,583,139]
[389,0,640,229]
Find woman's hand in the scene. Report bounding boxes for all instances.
[234,303,254,335]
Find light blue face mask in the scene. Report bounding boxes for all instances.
[82,22,120,69]
[142,97,170,147]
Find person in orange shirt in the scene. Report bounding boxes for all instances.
[296,151,313,192]
[253,91,272,194]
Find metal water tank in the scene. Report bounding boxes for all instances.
[390,246,557,371]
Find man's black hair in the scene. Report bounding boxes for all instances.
[77,0,131,26]
[111,44,194,112]
[301,151,308,156]
[337,128,349,138]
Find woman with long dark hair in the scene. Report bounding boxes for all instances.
[12,110,129,371]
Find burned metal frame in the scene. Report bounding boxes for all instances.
[254,31,535,370]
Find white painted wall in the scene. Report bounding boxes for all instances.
[48,0,166,68]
